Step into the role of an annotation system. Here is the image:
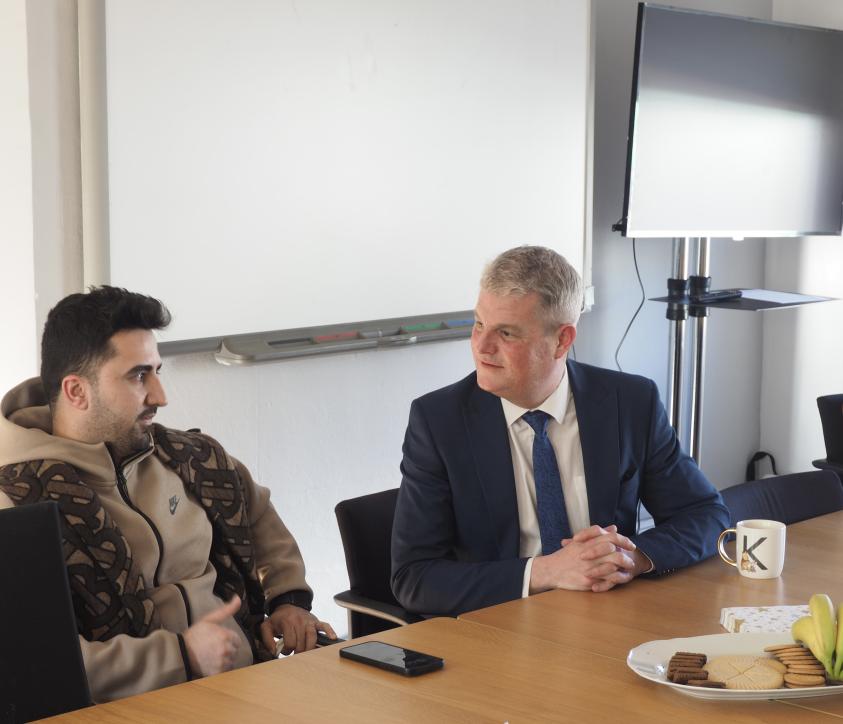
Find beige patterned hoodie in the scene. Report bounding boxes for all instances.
[0,377,311,703]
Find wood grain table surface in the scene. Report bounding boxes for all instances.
[460,509,843,719]
[48,511,843,722]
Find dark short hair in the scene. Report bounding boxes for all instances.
[41,286,171,405]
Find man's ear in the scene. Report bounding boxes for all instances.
[555,324,577,359]
[60,375,92,411]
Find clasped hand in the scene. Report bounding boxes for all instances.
[529,524,645,594]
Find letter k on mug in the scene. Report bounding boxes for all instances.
[717,519,786,579]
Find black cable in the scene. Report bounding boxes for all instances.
[614,238,645,373]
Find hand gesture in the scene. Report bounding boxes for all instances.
[182,596,242,677]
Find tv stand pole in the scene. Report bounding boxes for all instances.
[654,237,828,465]
[666,238,689,433]
[666,236,709,464]
[688,237,710,462]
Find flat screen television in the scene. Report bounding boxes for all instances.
[617,3,843,239]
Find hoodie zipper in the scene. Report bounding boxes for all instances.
[175,583,193,625]
[114,452,166,589]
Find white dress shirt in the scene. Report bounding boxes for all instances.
[500,371,589,596]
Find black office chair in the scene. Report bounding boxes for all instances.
[334,488,421,638]
[0,502,92,721]
[720,470,843,526]
[812,394,843,480]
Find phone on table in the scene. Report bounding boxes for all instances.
[316,632,344,647]
[339,641,444,676]
[274,631,345,656]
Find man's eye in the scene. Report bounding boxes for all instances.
[136,372,147,381]
[500,330,512,339]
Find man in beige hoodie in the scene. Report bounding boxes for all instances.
[0,286,335,702]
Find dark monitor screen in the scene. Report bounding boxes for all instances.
[619,3,843,238]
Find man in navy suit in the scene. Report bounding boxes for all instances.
[391,246,729,617]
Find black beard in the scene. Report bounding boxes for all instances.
[108,426,152,464]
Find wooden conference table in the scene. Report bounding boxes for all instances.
[51,511,843,723]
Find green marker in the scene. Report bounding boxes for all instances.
[401,322,443,333]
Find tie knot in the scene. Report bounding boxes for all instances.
[522,410,551,437]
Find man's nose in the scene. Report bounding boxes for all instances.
[147,374,168,407]
[474,328,495,355]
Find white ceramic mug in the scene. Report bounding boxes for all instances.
[717,519,786,579]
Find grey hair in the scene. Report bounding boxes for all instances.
[480,245,584,327]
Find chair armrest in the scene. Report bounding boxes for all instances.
[813,459,843,481]
[333,590,422,627]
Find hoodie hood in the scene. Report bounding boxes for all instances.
[0,377,118,486]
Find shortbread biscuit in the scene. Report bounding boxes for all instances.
[704,655,784,690]
[784,672,826,687]
[759,658,787,673]
[764,644,805,652]
[784,682,823,689]
[786,664,826,674]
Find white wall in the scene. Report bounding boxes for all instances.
[773,0,843,26]
[0,0,38,394]
[760,0,843,473]
[27,0,83,338]
[762,235,843,470]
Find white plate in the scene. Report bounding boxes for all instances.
[627,632,843,701]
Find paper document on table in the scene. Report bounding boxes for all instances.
[720,605,808,633]
[740,289,828,304]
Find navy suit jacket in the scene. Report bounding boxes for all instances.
[390,360,729,617]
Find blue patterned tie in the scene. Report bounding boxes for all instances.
[522,410,572,555]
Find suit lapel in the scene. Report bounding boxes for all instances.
[568,361,620,527]
[462,382,520,558]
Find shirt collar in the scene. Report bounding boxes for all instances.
[500,369,570,428]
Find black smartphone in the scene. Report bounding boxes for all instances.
[339,641,444,676]
[316,632,345,647]
[690,288,743,304]
[274,632,345,656]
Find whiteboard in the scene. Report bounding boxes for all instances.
[104,0,591,342]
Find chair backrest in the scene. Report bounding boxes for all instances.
[335,488,400,606]
[817,394,843,464]
[720,470,843,526]
[0,502,92,721]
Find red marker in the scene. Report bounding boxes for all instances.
[313,331,359,343]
